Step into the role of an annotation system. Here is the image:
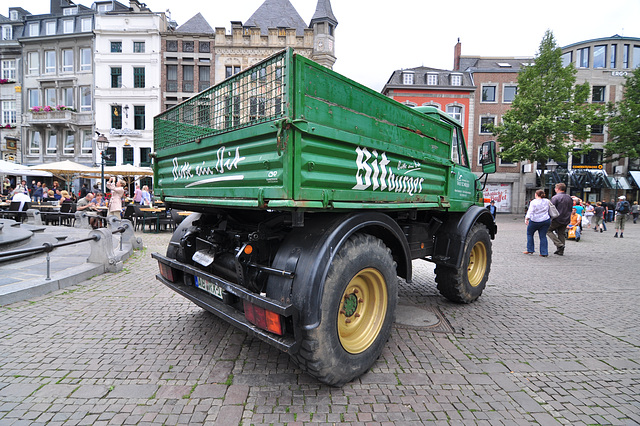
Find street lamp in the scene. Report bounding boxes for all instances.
[546,159,559,198]
[613,167,622,200]
[95,132,109,193]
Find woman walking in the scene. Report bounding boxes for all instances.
[524,189,552,257]
[106,176,125,218]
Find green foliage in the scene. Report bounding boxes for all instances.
[493,30,604,167]
[604,67,640,160]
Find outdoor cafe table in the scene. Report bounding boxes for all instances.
[139,207,165,233]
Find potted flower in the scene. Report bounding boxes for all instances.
[30,106,42,112]
[43,105,52,112]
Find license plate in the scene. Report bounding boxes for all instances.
[195,276,223,300]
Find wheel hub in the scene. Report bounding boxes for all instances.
[342,293,358,317]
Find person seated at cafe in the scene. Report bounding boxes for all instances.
[91,192,107,207]
[59,190,73,204]
[11,189,31,211]
[567,207,582,242]
[77,193,101,228]
[43,190,55,202]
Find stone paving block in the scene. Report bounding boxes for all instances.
[190,384,227,399]
[214,405,244,426]
[155,385,192,399]
[0,383,40,398]
[107,384,157,399]
[33,384,78,398]
[223,385,249,405]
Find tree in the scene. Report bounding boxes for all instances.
[493,30,601,168]
[604,67,640,160]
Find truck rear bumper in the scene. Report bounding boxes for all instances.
[152,252,299,353]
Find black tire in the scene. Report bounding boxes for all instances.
[292,233,398,386]
[435,223,492,304]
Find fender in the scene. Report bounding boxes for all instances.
[432,205,497,269]
[266,212,412,330]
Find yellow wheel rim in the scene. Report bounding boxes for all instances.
[338,268,388,354]
[467,241,487,287]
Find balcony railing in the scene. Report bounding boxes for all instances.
[198,82,210,92]
[182,81,193,92]
[27,110,93,127]
[166,81,178,92]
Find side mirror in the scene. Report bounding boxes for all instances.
[480,140,496,174]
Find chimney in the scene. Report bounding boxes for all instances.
[453,38,461,71]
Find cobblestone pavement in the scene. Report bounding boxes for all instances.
[0,215,638,425]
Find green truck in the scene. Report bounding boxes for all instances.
[152,48,497,386]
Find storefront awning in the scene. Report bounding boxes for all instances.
[607,176,632,190]
[629,171,640,188]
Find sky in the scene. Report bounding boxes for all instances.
[2,0,639,91]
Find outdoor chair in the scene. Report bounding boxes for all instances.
[0,201,30,222]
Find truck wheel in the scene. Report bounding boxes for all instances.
[435,223,491,304]
[293,233,397,386]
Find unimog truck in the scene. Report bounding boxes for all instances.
[152,48,497,386]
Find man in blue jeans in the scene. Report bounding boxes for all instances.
[547,183,574,256]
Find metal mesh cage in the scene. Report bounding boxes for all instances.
[154,51,288,150]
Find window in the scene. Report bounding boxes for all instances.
[9,10,18,21]
[64,131,75,154]
[123,147,134,165]
[451,128,460,164]
[623,44,630,68]
[446,105,462,123]
[80,86,92,112]
[402,72,414,85]
[634,46,640,69]
[199,41,210,53]
[133,67,145,88]
[29,23,39,37]
[28,52,39,75]
[63,19,74,34]
[30,131,41,155]
[80,48,91,71]
[28,89,39,108]
[480,117,495,134]
[63,6,77,15]
[111,105,122,129]
[225,66,240,78]
[2,101,16,125]
[481,85,496,102]
[62,49,73,72]
[45,21,56,35]
[111,41,122,53]
[45,88,56,107]
[166,40,178,52]
[503,85,517,103]
[425,73,438,85]
[593,45,606,68]
[182,41,194,52]
[450,74,462,86]
[81,17,92,32]
[199,66,210,91]
[591,124,604,134]
[47,132,57,154]
[111,67,122,88]
[611,44,617,68]
[81,130,92,154]
[1,59,16,79]
[183,65,194,92]
[133,41,145,53]
[134,105,145,130]
[166,65,177,92]
[97,3,113,12]
[578,47,589,68]
[45,50,56,74]
[592,86,605,103]
[2,25,12,40]
[561,51,572,67]
[62,87,73,108]
[105,147,116,166]
[499,148,516,166]
[140,147,151,166]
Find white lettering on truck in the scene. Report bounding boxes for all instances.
[352,147,424,196]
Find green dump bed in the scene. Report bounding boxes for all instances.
[154,48,474,211]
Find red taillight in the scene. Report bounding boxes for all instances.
[243,300,283,335]
[158,262,175,282]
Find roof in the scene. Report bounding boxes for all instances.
[561,34,640,50]
[459,56,533,73]
[310,0,338,27]
[244,0,308,36]
[383,66,475,90]
[176,13,214,34]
